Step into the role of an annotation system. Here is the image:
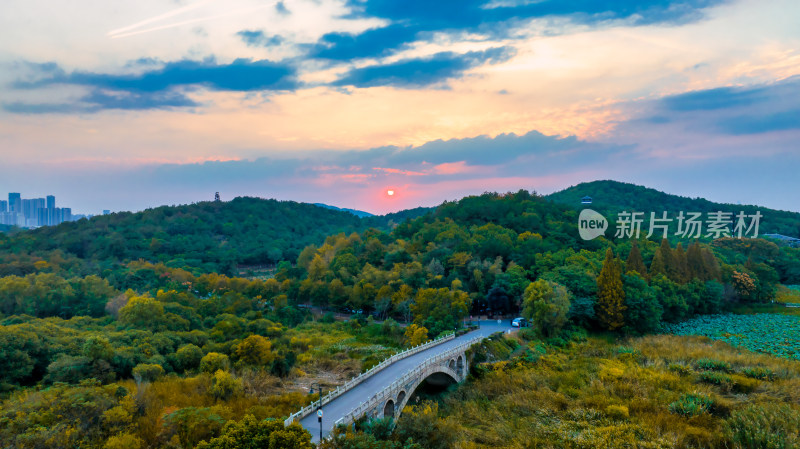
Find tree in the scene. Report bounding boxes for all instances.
[411,288,470,335]
[731,271,756,301]
[686,241,708,281]
[625,241,647,277]
[658,239,678,282]
[649,249,666,277]
[673,243,690,283]
[176,344,204,372]
[404,324,429,347]
[200,352,230,373]
[596,248,626,331]
[209,370,242,401]
[521,279,571,338]
[393,401,457,449]
[197,415,312,449]
[235,335,275,367]
[132,363,164,383]
[118,295,166,330]
[622,273,662,334]
[486,279,511,316]
[163,407,225,448]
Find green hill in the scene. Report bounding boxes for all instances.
[547,180,800,238]
[0,197,370,275]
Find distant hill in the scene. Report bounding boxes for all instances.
[313,203,374,218]
[547,180,800,238]
[0,197,370,274]
[366,206,434,228]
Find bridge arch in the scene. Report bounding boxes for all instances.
[397,390,406,406]
[383,399,395,418]
[393,366,460,419]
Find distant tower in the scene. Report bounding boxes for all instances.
[214,192,221,202]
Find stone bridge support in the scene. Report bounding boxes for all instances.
[360,350,470,421]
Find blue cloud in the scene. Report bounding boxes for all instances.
[649,76,800,135]
[718,109,800,135]
[3,90,198,114]
[275,1,290,15]
[7,58,299,113]
[14,58,299,93]
[309,0,723,61]
[333,47,514,88]
[238,30,284,47]
[661,85,768,111]
[308,24,420,61]
[326,130,625,180]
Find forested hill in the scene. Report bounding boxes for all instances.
[0,197,371,275]
[548,180,800,237]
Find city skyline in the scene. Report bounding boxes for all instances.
[1,0,799,214]
[0,191,77,228]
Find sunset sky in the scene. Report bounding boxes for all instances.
[1,0,799,215]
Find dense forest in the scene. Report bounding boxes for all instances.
[1,183,799,448]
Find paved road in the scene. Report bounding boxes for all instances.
[300,320,514,442]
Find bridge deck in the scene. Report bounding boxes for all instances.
[300,320,512,442]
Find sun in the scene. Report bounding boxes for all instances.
[387,189,395,196]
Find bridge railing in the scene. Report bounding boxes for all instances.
[284,331,456,426]
[333,334,484,428]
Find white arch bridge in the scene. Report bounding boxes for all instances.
[285,321,511,442]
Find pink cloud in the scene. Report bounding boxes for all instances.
[431,161,483,175]
[372,167,428,176]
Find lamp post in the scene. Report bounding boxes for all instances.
[310,383,323,441]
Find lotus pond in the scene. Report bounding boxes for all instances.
[663,314,800,360]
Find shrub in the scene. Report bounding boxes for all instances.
[209,370,242,400]
[668,363,692,376]
[742,367,774,380]
[731,374,760,394]
[197,415,312,449]
[105,434,144,449]
[605,405,630,420]
[725,403,800,449]
[200,352,230,373]
[669,393,714,417]
[699,371,733,389]
[695,358,732,372]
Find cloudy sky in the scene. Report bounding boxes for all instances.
[1,0,798,215]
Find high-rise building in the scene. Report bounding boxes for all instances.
[8,193,21,213]
[46,195,55,210]
[37,208,48,227]
[0,200,7,213]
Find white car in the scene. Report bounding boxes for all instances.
[511,317,527,328]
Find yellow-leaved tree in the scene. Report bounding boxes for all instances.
[597,248,626,331]
[404,324,429,347]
